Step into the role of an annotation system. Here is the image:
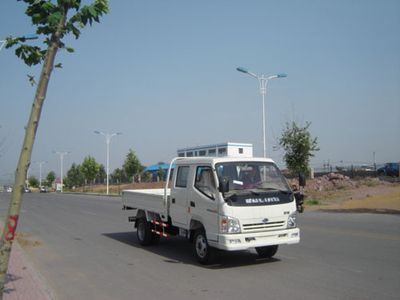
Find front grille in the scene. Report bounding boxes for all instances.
[242,221,285,232]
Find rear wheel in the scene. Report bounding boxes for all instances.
[255,245,279,258]
[193,229,215,264]
[136,218,153,246]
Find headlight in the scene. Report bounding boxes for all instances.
[220,216,241,234]
[287,212,297,228]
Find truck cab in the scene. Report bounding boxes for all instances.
[169,157,299,262]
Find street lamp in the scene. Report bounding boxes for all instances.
[94,131,122,195]
[54,151,70,193]
[0,34,38,51]
[34,161,47,187]
[237,67,287,158]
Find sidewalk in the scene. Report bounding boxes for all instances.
[4,241,54,300]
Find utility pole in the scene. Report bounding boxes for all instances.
[54,151,70,192]
[237,67,287,157]
[94,131,122,195]
[35,161,47,187]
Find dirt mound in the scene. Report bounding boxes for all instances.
[300,175,400,213]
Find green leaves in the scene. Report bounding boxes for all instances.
[81,155,100,183]
[68,0,109,29]
[123,149,143,181]
[7,0,109,67]
[15,44,46,66]
[279,121,319,176]
[27,74,37,86]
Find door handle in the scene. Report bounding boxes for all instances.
[172,198,175,204]
[190,201,195,207]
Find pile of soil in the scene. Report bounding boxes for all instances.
[300,175,400,213]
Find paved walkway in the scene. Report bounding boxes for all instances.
[4,242,53,300]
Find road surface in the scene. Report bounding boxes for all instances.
[0,192,399,300]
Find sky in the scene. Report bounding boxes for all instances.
[0,0,399,184]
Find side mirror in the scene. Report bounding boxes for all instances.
[299,173,306,187]
[294,191,304,213]
[218,177,229,194]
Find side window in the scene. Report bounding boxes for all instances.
[176,166,189,188]
[195,166,216,200]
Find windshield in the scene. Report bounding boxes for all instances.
[215,161,290,193]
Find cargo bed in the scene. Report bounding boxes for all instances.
[122,188,170,215]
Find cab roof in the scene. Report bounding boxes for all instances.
[173,156,275,166]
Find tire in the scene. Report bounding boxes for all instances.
[136,218,153,246]
[255,245,279,258]
[193,229,215,264]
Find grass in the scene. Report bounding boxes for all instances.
[305,199,320,205]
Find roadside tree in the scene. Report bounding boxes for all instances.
[0,1,109,294]
[45,170,56,187]
[65,163,85,188]
[96,164,106,184]
[157,166,164,181]
[123,149,143,182]
[279,121,319,176]
[141,171,151,182]
[28,175,39,188]
[111,168,128,184]
[81,156,100,185]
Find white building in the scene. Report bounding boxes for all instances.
[177,142,253,158]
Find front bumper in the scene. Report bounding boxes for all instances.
[211,228,300,251]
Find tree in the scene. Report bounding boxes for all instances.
[279,121,319,176]
[123,149,143,182]
[141,171,151,182]
[81,156,100,185]
[0,1,109,294]
[157,167,164,181]
[96,164,106,184]
[111,168,128,184]
[65,163,84,188]
[45,170,56,187]
[28,175,39,188]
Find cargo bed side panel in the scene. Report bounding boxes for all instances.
[122,189,169,215]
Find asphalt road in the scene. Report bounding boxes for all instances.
[0,192,399,300]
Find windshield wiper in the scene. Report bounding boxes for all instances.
[261,187,292,194]
[225,192,238,201]
[249,189,261,195]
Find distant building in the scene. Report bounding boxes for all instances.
[177,142,253,158]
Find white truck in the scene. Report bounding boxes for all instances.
[122,157,302,264]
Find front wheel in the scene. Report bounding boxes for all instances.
[193,229,215,264]
[255,245,279,258]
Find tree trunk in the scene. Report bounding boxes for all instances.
[0,11,67,297]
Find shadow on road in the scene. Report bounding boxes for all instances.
[103,231,280,269]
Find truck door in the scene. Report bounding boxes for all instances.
[170,165,190,227]
[190,166,219,243]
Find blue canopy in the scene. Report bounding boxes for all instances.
[145,163,175,172]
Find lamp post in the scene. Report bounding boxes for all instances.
[94,131,122,195]
[236,67,287,158]
[35,161,47,187]
[0,34,38,51]
[54,151,70,193]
